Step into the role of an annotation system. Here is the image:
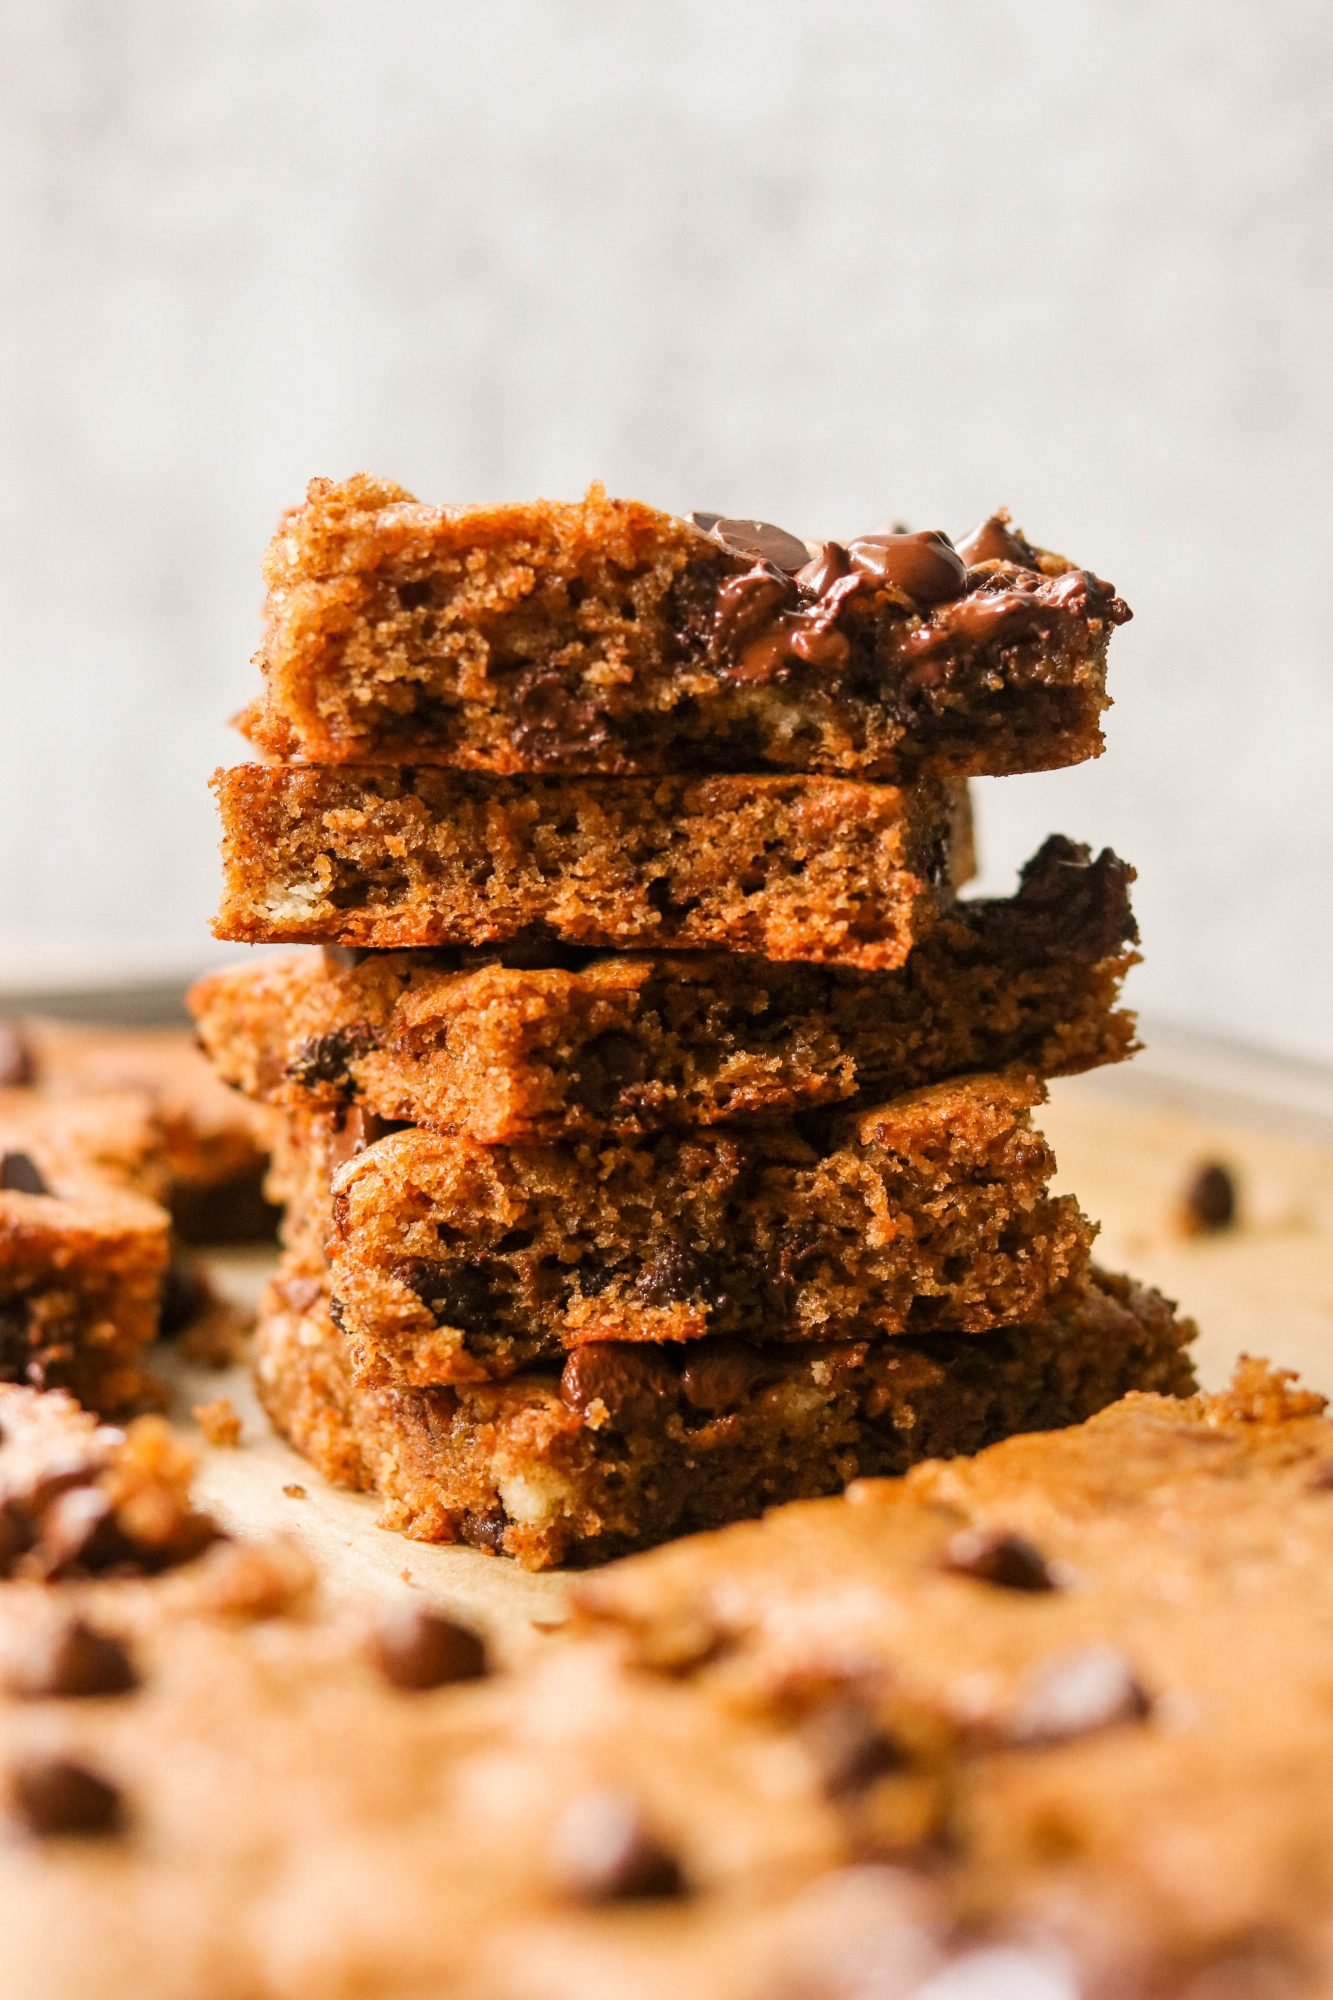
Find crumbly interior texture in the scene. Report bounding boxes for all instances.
[314,1073,1093,1385]
[211,763,969,967]
[254,1265,1195,1569]
[245,475,1127,779]
[20,1021,274,1242]
[191,836,1137,1143]
[0,1093,171,1413]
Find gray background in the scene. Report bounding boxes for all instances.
[2,0,1331,1059]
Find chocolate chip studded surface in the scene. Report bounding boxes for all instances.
[239,475,1127,779]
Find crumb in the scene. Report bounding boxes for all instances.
[193,1397,243,1448]
[180,1294,253,1369]
[282,1483,307,1500]
[1179,1160,1239,1235]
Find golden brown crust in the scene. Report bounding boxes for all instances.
[211,763,967,967]
[247,476,1125,780]
[191,837,1137,1143]
[253,1264,1195,1569]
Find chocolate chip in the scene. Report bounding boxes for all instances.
[693,514,810,574]
[560,1345,674,1430]
[575,1032,647,1117]
[941,1526,1060,1593]
[392,1256,498,1333]
[955,512,1041,570]
[1180,1161,1238,1235]
[36,1486,130,1578]
[397,578,435,611]
[0,1022,34,1089]
[0,1304,30,1380]
[158,1255,209,1340]
[0,1153,49,1197]
[9,1617,138,1699]
[459,1507,509,1555]
[9,1755,125,1838]
[803,1697,907,1797]
[633,1241,724,1309]
[679,1341,766,1414]
[552,1790,687,1902]
[285,1022,380,1092]
[278,1273,324,1315]
[1008,1647,1151,1747]
[0,1500,31,1576]
[326,1104,392,1171]
[843,530,968,605]
[371,1604,489,1691]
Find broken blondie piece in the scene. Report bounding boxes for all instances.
[317,1074,1093,1385]
[191,836,1136,1143]
[244,477,1128,779]
[211,764,972,967]
[0,1093,171,1413]
[254,1264,1194,1568]
[17,1020,274,1241]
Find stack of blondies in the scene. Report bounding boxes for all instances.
[192,476,1195,1567]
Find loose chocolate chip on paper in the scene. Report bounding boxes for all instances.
[552,1789,687,1902]
[371,1604,489,1691]
[0,1152,50,1196]
[10,1755,126,1838]
[9,1616,139,1700]
[0,1022,35,1089]
[941,1526,1060,1593]
[1180,1160,1238,1235]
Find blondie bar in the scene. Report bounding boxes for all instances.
[192,836,1135,1143]
[254,1265,1194,1568]
[0,1093,171,1413]
[211,764,971,966]
[319,1074,1092,1384]
[243,476,1129,778]
[18,1020,274,1241]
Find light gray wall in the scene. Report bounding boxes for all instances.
[2,0,1331,1058]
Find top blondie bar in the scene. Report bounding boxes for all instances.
[239,477,1130,778]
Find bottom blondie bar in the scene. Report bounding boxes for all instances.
[254,1266,1195,1568]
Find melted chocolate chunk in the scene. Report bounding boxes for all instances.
[1180,1161,1238,1235]
[552,1790,687,1902]
[158,1255,209,1340]
[692,513,810,573]
[0,1152,49,1197]
[633,1241,725,1310]
[844,530,968,605]
[286,1021,380,1093]
[0,1021,34,1089]
[459,1507,509,1554]
[1008,1647,1152,1747]
[9,1755,125,1838]
[956,511,1041,569]
[560,1345,675,1430]
[371,1604,489,1691]
[941,1526,1060,1593]
[679,1341,769,1415]
[9,1616,139,1700]
[392,1257,499,1333]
